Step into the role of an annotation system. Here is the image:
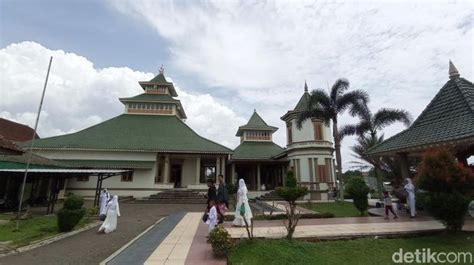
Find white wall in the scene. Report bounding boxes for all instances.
[288,118,332,143]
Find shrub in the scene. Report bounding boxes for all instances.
[208,226,234,257]
[346,177,369,216]
[416,149,474,231]
[227,183,237,195]
[57,195,86,232]
[275,171,308,240]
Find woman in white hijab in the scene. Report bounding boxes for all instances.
[232,179,253,226]
[404,178,416,218]
[98,195,120,233]
[99,189,110,220]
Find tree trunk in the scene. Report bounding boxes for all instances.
[333,120,344,200]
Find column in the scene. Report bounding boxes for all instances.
[215,156,220,179]
[399,153,410,179]
[195,156,201,184]
[164,154,170,183]
[257,163,261,191]
[231,163,236,184]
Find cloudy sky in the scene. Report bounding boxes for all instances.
[1,0,473,170]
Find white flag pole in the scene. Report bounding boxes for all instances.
[16,56,53,230]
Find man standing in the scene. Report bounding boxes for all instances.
[217,174,229,209]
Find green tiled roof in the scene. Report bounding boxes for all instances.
[25,114,232,154]
[236,112,278,136]
[232,141,284,160]
[119,93,179,103]
[59,159,154,169]
[368,77,474,155]
[294,92,310,112]
[0,153,65,169]
[139,73,178,96]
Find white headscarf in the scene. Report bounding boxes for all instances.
[238,179,248,194]
[404,178,415,193]
[111,195,121,216]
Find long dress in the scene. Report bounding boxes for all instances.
[98,195,120,233]
[404,178,416,217]
[232,179,253,226]
[99,190,110,216]
[206,205,218,233]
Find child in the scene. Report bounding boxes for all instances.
[206,200,218,233]
[383,191,398,219]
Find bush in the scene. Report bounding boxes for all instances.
[57,195,86,232]
[227,183,237,195]
[416,149,474,231]
[346,177,369,216]
[208,226,234,257]
[275,171,308,240]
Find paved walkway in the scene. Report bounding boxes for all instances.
[105,211,474,265]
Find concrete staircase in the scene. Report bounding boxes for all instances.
[135,190,207,204]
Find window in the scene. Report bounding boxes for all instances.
[318,165,327,182]
[76,175,89,182]
[121,171,133,182]
[325,158,333,183]
[313,120,323,140]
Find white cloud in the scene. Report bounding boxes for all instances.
[0,41,246,148]
[109,0,473,170]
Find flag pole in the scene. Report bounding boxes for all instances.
[16,56,53,230]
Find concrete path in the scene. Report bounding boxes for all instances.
[0,203,203,265]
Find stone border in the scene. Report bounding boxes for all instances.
[0,221,101,258]
[100,217,165,265]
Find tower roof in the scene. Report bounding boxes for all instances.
[280,82,311,121]
[236,111,278,136]
[138,70,178,97]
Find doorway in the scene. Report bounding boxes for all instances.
[170,164,182,188]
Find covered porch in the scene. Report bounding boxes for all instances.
[230,161,287,191]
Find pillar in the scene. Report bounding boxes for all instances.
[195,156,201,184]
[231,163,236,184]
[164,154,170,183]
[399,153,410,180]
[215,156,220,179]
[257,163,261,191]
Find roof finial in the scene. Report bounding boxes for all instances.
[304,80,308,93]
[254,108,256,113]
[159,64,165,75]
[449,60,460,80]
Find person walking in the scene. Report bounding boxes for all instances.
[99,188,110,221]
[217,174,229,210]
[206,178,217,205]
[404,178,416,218]
[232,179,253,227]
[98,195,120,233]
[383,191,398,219]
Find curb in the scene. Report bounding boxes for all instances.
[0,221,101,258]
[100,217,165,265]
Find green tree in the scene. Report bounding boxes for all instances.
[341,105,412,199]
[346,177,370,216]
[276,171,308,240]
[296,79,368,200]
[416,149,474,231]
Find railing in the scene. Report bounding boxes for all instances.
[298,182,336,191]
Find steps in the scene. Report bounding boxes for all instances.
[257,190,283,201]
[135,190,207,204]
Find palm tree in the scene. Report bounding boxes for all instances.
[341,105,412,199]
[296,79,368,200]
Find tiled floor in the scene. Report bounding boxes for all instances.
[144,213,201,265]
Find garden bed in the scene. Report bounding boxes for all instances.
[0,214,93,248]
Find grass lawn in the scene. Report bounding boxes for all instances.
[229,233,474,265]
[0,214,93,247]
[299,201,366,217]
